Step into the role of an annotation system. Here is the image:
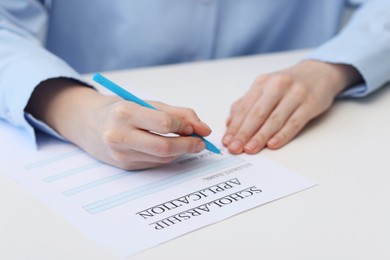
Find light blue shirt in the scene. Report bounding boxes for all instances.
[1,0,390,144]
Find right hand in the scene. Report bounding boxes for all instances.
[26,79,211,170]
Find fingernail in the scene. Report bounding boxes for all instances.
[229,140,242,153]
[244,139,260,153]
[222,134,233,145]
[196,142,205,153]
[267,138,278,148]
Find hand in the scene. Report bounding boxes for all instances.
[26,79,211,170]
[222,60,363,154]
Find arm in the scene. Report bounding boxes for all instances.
[309,0,390,97]
[0,0,83,141]
[1,1,211,170]
[26,79,210,170]
[223,0,389,154]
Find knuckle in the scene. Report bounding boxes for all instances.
[236,131,252,142]
[183,108,197,118]
[246,133,267,150]
[102,129,122,145]
[226,125,239,135]
[272,83,288,95]
[270,114,283,128]
[230,99,247,114]
[248,108,267,123]
[288,118,303,132]
[253,74,270,86]
[276,130,287,142]
[230,101,240,113]
[111,102,131,119]
[254,132,267,143]
[272,74,293,87]
[159,115,174,133]
[291,84,309,99]
[153,140,172,156]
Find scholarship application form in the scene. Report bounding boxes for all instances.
[0,121,315,258]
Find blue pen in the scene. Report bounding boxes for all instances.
[93,73,221,154]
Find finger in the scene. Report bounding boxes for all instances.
[108,149,180,170]
[242,90,303,154]
[106,129,205,157]
[223,76,269,141]
[151,101,211,136]
[222,101,247,146]
[266,104,314,149]
[223,94,264,146]
[130,106,194,136]
[226,83,286,154]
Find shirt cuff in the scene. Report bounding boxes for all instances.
[1,52,87,147]
[25,112,67,143]
[307,14,390,97]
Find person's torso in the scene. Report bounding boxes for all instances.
[45,0,348,73]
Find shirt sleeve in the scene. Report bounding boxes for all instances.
[308,0,390,97]
[0,0,85,146]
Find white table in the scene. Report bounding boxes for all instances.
[1,50,389,260]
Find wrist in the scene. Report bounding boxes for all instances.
[299,60,363,95]
[26,78,116,143]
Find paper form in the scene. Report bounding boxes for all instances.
[0,121,315,258]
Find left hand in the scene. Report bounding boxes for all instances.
[222,60,363,154]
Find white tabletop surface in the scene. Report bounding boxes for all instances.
[1,49,389,260]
